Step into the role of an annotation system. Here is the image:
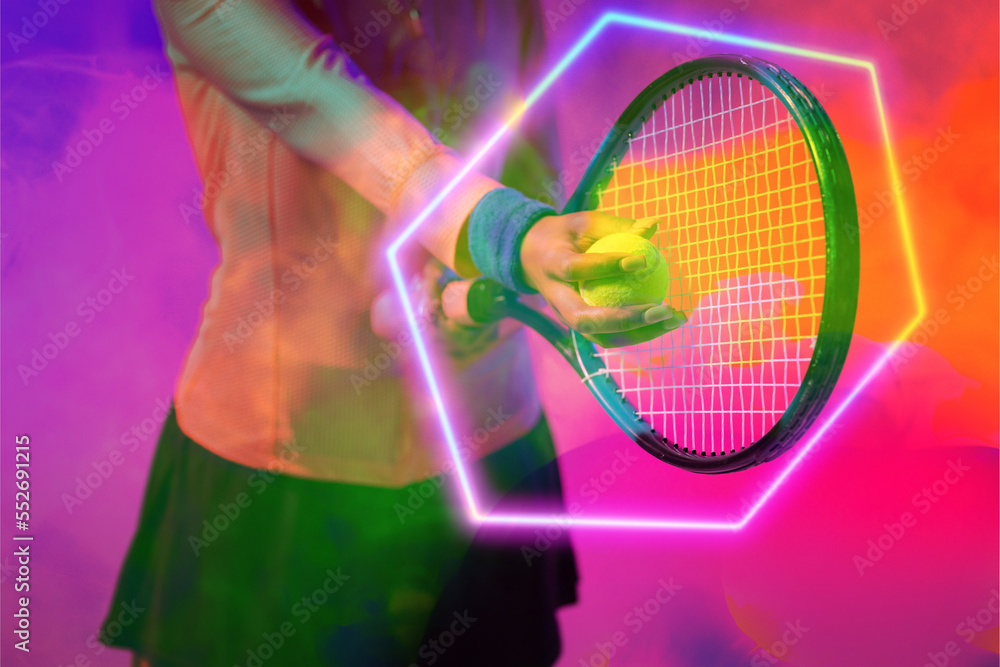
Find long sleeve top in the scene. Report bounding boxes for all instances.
[153,0,555,485]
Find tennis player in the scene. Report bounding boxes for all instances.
[100,1,677,665]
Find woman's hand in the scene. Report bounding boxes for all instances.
[519,211,686,348]
[371,259,504,360]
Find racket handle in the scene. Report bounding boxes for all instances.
[442,278,519,325]
[444,278,581,374]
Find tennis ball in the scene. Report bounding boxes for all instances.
[579,233,669,307]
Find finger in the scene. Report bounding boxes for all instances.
[569,211,661,246]
[545,282,675,335]
[585,312,688,349]
[441,280,478,326]
[546,250,648,282]
[632,219,660,241]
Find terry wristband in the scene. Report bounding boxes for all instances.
[467,187,556,294]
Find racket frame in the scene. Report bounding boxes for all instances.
[471,55,859,474]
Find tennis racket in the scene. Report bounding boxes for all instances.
[445,55,859,474]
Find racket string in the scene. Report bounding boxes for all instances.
[598,73,826,456]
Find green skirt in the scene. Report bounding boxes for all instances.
[100,405,577,666]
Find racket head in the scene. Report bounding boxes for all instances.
[566,55,859,473]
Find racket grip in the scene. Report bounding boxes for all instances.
[442,278,518,325]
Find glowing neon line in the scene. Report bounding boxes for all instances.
[734,346,897,527]
[476,345,904,532]
[524,15,612,107]
[477,514,740,531]
[601,12,872,68]
[386,259,480,518]
[388,121,523,254]
[864,64,927,317]
[387,9,925,531]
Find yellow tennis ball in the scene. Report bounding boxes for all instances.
[579,233,670,307]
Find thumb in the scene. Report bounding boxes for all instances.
[577,211,660,244]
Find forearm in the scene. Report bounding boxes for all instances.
[154,0,500,271]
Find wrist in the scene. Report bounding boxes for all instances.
[467,188,555,294]
[518,221,548,292]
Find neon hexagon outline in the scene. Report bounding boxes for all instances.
[385,11,925,531]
